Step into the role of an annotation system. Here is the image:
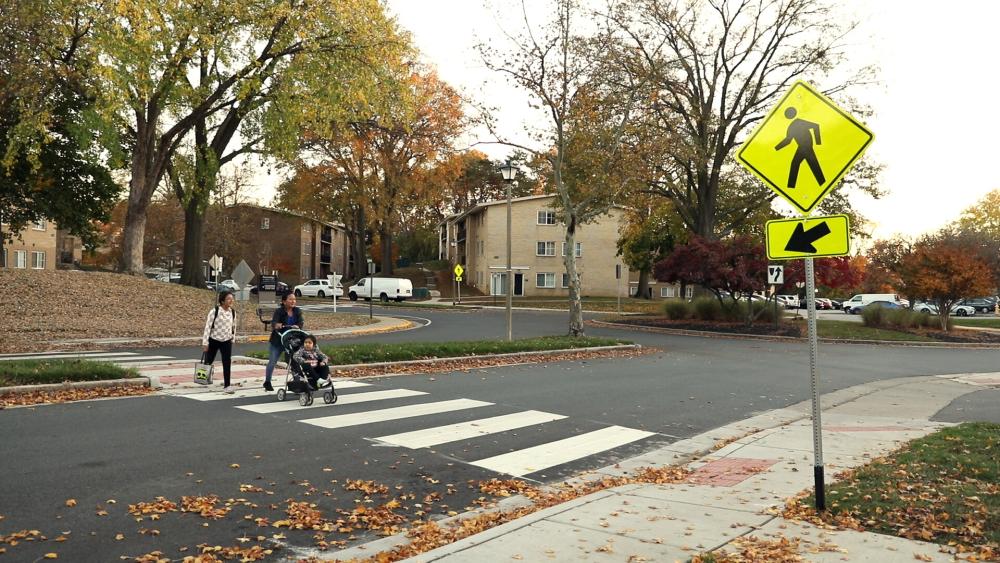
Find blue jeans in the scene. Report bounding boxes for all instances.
[264,342,283,384]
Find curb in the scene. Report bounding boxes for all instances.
[0,377,151,396]
[232,344,642,372]
[589,319,1000,349]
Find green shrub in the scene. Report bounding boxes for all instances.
[692,297,723,321]
[861,304,887,327]
[885,308,913,330]
[662,300,693,320]
[422,259,451,272]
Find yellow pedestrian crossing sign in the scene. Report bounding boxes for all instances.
[736,81,874,215]
[766,214,850,260]
[453,264,464,280]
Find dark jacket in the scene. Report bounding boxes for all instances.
[269,306,305,346]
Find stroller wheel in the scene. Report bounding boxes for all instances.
[299,392,312,407]
[276,389,286,401]
[323,390,337,404]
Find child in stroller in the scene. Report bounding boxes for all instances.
[277,328,337,406]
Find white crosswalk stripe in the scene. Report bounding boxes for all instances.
[236,389,427,414]
[469,426,656,477]
[374,410,567,449]
[302,399,492,429]
[183,380,371,401]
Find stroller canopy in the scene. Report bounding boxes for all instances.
[280,328,311,351]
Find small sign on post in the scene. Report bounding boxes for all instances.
[328,272,342,313]
[453,264,464,304]
[767,265,784,285]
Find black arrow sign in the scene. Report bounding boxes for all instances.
[785,221,832,253]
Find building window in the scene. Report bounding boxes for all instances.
[261,217,270,230]
[537,210,557,225]
[0,248,5,267]
[536,241,556,256]
[31,251,45,269]
[661,286,676,298]
[14,250,26,269]
[561,273,569,288]
[561,242,582,257]
[301,264,311,279]
[536,272,556,288]
[33,220,46,231]
[303,241,311,255]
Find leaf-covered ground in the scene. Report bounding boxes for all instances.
[0,269,373,353]
[783,422,999,561]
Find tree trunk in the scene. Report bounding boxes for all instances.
[180,200,206,287]
[636,269,650,300]
[380,225,393,275]
[564,216,585,337]
[120,189,149,274]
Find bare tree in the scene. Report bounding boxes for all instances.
[479,0,646,336]
[611,0,876,239]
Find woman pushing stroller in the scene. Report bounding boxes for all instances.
[292,335,331,390]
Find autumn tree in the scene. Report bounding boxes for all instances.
[861,236,911,297]
[617,199,683,299]
[779,257,864,296]
[0,0,119,258]
[653,235,768,311]
[610,0,881,239]
[900,234,994,330]
[951,189,1000,289]
[480,0,647,336]
[288,68,465,276]
[434,150,537,217]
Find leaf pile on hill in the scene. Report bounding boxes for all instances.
[0,269,372,353]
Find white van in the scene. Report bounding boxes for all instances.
[347,277,414,302]
[842,293,900,314]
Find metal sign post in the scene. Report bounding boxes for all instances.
[805,256,826,510]
[616,264,622,315]
[367,260,375,320]
[328,272,342,313]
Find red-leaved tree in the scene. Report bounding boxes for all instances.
[900,237,994,330]
[654,235,768,311]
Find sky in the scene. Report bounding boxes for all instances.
[246,1,1000,241]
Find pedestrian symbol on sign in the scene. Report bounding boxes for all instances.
[768,265,784,285]
[775,107,825,188]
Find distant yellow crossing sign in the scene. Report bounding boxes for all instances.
[453,264,464,281]
[737,81,874,215]
[766,215,850,260]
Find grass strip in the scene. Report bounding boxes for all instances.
[952,318,1000,329]
[245,335,631,364]
[787,423,999,557]
[0,359,139,387]
[812,320,934,342]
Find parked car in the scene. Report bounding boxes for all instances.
[250,281,289,295]
[155,273,181,283]
[829,299,843,310]
[293,278,343,298]
[347,277,413,302]
[217,279,240,291]
[842,293,901,314]
[863,300,903,311]
[957,297,996,314]
[815,297,833,310]
[913,302,975,317]
[776,295,800,309]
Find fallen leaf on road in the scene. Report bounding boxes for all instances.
[64,499,76,507]
[44,554,58,559]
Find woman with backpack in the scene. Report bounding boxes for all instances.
[201,290,238,393]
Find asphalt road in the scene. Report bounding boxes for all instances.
[2,304,998,561]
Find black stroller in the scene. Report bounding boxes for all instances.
[275,328,337,406]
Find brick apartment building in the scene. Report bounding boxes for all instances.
[439,195,629,298]
[1,219,58,270]
[208,204,350,286]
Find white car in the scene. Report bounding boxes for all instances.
[293,279,342,298]
[218,279,240,291]
[913,302,975,317]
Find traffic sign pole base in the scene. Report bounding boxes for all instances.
[814,465,826,511]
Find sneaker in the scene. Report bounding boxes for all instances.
[263,382,274,392]
[317,378,329,387]
[223,386,235,394]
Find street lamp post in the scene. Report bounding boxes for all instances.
[499,160,518,342]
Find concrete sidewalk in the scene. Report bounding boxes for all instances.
[384,373,997,562]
